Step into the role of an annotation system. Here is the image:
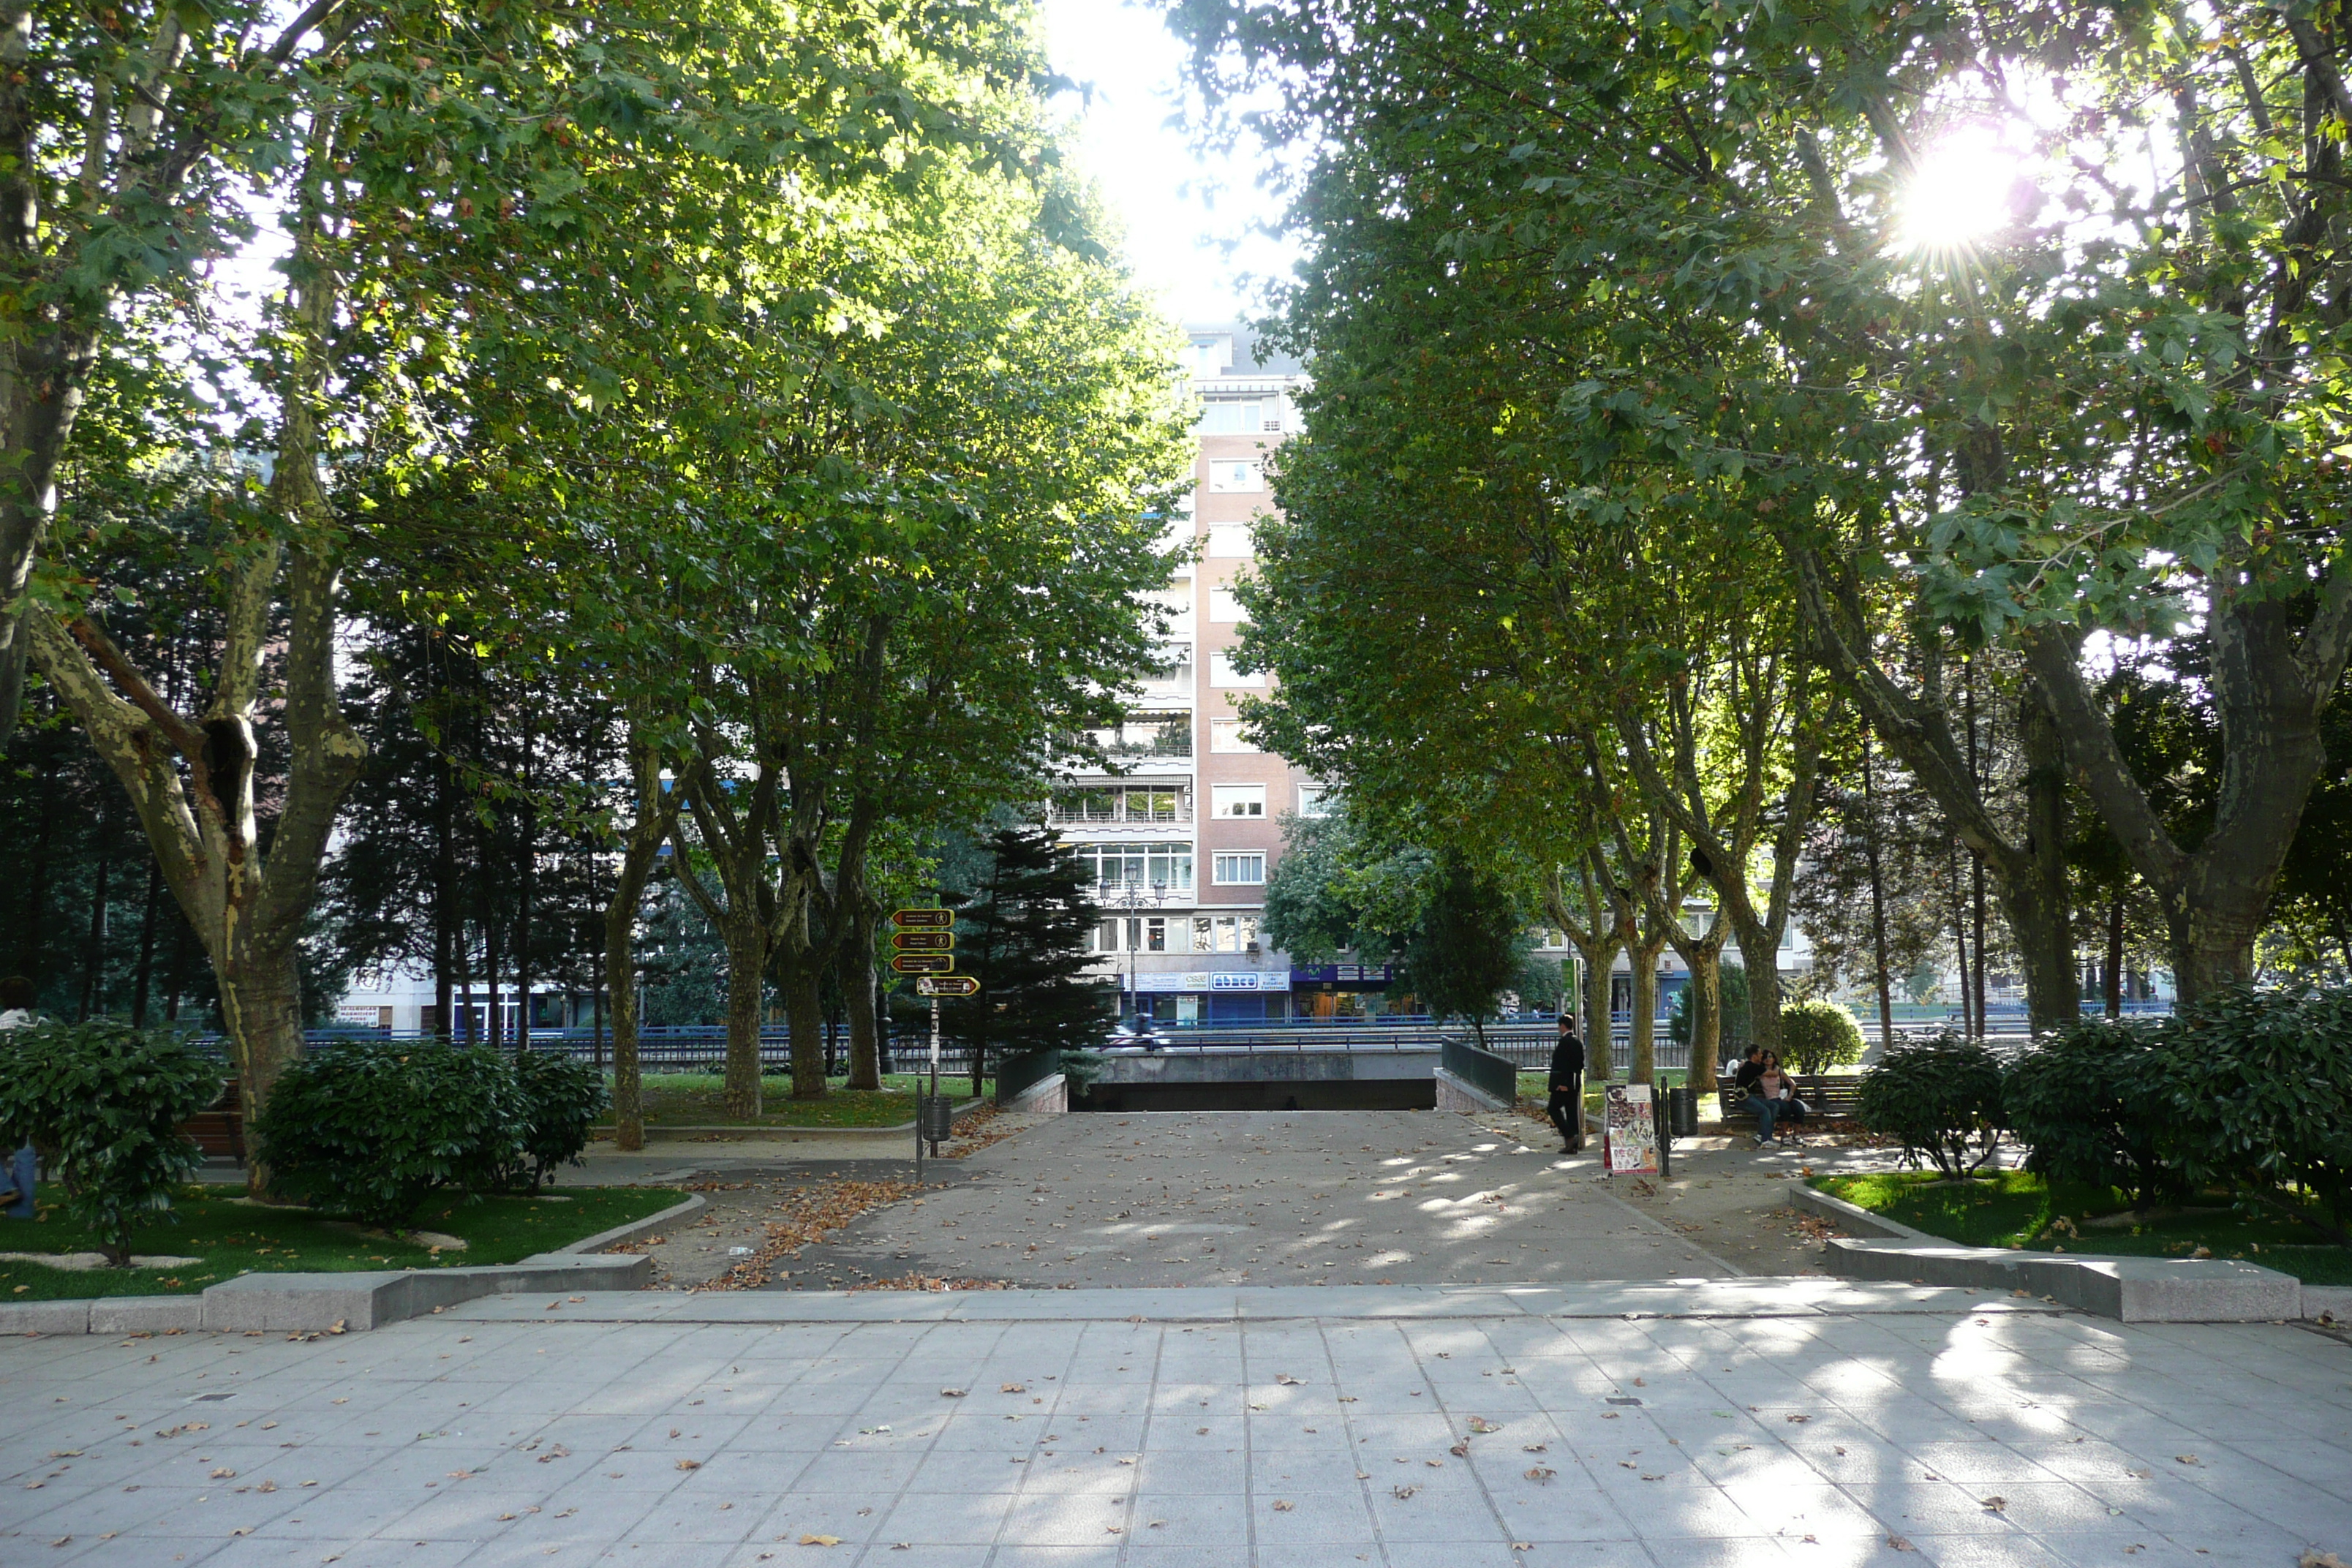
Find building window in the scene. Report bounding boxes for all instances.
[1052,786,1187,825]
[1207,459,1263,493]
[1211,785,1266,819]
[1213,853,1267,885]
[1071,841,1194,893]
[1209,719,1259,753]
[1197,400,1262,434]
[1191,914,1262,951]
[1079,711,1191,760]
[1296,785,1335,818]
[1206,524,1254,557]
[1209,651,1263,687]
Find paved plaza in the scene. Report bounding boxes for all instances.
[581,1111,1748,1291]
[7,1110,2350,1567]
[5,1288,2349,1567]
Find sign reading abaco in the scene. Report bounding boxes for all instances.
[892,954,955,976]
[892,908,954,930]
[1603,1083,1661,1177]
[892,930,954,953]
[916,976,979,998]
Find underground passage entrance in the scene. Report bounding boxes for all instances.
[1070,1043,1444,1113]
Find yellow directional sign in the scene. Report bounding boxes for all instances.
[916,976,979,998]
[892,954,954,976]
[892,908,954,930]
[892,931,953,952]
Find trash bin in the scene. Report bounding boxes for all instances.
[1667,1085,1697,1139]
[921,1096,957,1144]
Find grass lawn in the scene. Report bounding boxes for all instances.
[1814,1169,2352,1286]
[595,1072,987,1130]
[0,1185,687,1300]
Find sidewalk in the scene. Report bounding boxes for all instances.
[4,1284,2345,1567]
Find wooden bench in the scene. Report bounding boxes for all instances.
[1719,1074,1861,1129]
[177,1079,246,1162]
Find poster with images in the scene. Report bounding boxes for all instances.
[1604,1083,1659,1176]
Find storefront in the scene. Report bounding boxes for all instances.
[1287,962,1412,1020]
[1129,968,1291,1024]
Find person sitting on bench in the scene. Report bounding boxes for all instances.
[1744,1052,1793,1146]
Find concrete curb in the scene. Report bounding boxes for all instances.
[549,1193,704,1256]
[0,1254,654,1338]
[592,1098,987,1143]
[1787,1181,1942,1243]
[0,1195,696,1339]
[1791,1184,2305,1322]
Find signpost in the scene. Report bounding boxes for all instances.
[915,976,979,997]
[1602,1083,1662,1177]
[892,908,977,1167]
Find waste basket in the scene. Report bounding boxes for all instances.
[1667,1085,1697,1139]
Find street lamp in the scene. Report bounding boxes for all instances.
[1103,877,1169,1026]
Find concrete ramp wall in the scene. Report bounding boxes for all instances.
[1079,1047,1439,1113]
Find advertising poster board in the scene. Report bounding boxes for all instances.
[1604,1083,1660,1176]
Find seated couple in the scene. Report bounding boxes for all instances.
[1732,1046,1807,1147]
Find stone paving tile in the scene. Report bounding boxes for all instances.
[4,1308,2348,1567]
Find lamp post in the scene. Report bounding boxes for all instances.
[1103,877,1169,1025]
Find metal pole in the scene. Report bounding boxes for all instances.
[928,995,942,1158]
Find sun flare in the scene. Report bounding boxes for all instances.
[1893,127,2030,254]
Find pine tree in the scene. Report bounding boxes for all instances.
[947,825,1114,1094]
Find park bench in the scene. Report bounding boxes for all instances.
[177,1079,246,1162]
[1718,1074,1862,1130]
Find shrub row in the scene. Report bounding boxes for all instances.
[255,1041,608,1229]
[1854,984,2352,1244]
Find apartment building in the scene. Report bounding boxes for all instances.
[1058,325,1384,1024]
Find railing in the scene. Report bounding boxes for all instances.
[1440,1037,1520,1105]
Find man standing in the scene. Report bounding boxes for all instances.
[1548,1012,1586,1153]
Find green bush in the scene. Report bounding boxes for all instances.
[1779,999,1866,1074]
[0,1021,221,1265]
[2158,984,2352,1244]
[1855,1031,2005,1180]
[498,1050,609,1193]
[2004,1018,2182,1211]
[255,1041,526,1229]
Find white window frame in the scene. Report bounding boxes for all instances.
[1210,785,1266,819]
[1207,459,1263,494]
[1213,852,1267,886]
[1208,650,1263,687]
[1205,524,1254,558]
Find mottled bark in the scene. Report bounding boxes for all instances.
[600,728,671,1151]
